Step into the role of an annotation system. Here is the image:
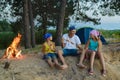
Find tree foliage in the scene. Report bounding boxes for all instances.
[0,0,10,20]
[0,0,120,47]
[0,20,12,32]
[1,0,120,27]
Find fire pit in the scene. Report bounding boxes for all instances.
[2,33,22,59]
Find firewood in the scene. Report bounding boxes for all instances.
[4,61,10,69]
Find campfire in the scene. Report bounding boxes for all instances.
[2,33,22,59]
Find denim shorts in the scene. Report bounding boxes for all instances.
[43,53,57,60]
[62,49,79,56]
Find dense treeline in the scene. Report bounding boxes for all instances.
[0,29,119,49]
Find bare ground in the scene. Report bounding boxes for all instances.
[0,44,120,80]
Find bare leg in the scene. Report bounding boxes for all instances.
[98,51,106,76]
[46,59,54,68]
[57,50,68,69]
[53,59,62,69]
[89,51,96,75]
[77,49,87,68]
[98,51,106,70]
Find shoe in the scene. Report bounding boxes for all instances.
[88,69,94,75]
[89,71,94,75]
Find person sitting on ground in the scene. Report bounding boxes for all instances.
[77,30,106,76]
[41,33,62,69]
[57,26,86,69]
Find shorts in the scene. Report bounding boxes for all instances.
[43,53,57,60]
[62,49,79,56]
[85,49,100,59]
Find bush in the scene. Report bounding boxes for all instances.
[0,32,15,49]
[35,29,68,44]
[35,31,44,44]
[99,30,120,43]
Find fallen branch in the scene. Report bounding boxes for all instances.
[12,71,15,80]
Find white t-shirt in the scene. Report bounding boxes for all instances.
[62,34,81,49]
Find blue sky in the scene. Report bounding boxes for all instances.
[102,16,120,23]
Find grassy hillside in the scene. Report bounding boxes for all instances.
[99,30,120,43]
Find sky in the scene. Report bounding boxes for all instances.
[96,16,120,30]
[70,15,120,30]
[69,1,120,30]
[101,16,120,23]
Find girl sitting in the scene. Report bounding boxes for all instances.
[78,30,106,76]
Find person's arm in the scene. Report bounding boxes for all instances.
[50,42,56,52]
[61,37,66,48]
[77,44,83,51]
[84,39,90,50]
[41,44,46,55]
[76,36,83,51]
[97,39,102,52]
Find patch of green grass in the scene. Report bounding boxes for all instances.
[99,30,120,43]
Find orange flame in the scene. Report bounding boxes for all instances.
[2,33,22,59]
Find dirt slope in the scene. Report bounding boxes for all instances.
[0,44,120,80]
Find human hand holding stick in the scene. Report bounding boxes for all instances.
[49,43,55,51]
[65,39,74,45]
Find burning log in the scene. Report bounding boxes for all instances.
[2,33,22,59]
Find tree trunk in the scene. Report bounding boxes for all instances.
[56,0,66,46]
[42,13,47,35]
[28,0,36,48]
[23,0,31,48]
